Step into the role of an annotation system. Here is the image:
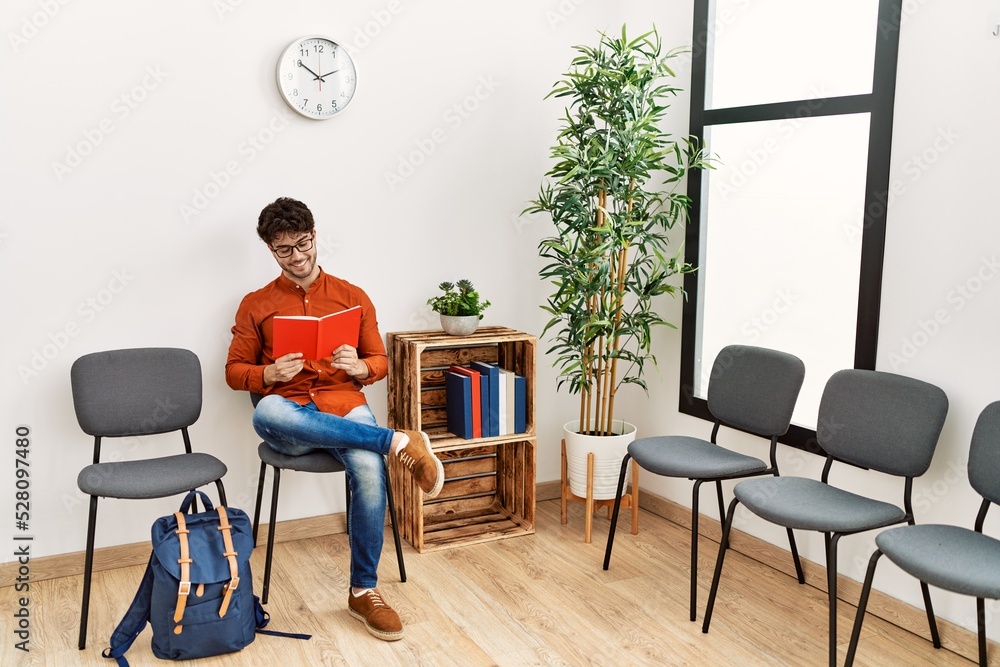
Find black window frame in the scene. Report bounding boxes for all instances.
[679,0,903,454]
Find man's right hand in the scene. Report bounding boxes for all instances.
[264,353,305,385]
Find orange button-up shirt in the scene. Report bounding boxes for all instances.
[225,268,388,416]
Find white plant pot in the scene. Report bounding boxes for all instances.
[563,419,637,500]
[439,314,479,336]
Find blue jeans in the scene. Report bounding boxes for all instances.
[252,395,395,589]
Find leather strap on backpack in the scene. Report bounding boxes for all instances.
[172,512,192,634]
[216,506,240,618]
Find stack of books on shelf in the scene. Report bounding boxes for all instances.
[445,362,526,439]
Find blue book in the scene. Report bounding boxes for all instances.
[469,361,500,437]
[514,374,526,434]
[445,371,473,439]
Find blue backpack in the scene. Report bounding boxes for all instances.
[103,490,308,666]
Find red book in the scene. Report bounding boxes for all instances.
[272,305,362,360]
[449,365,482,438]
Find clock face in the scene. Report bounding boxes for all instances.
[276,36,357,119]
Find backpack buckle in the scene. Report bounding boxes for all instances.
[227,576,240,591]
[178,581,191,596]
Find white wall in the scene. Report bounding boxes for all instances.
[0,0,689,558]
[3,0,998,642]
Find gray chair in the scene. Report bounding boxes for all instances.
[604,344,806,621]
[73,347,228,650]
[249,393,405,604]
[846,400,1000,667]
[702,369,949,667]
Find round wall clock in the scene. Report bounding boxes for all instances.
[276,35,357,119]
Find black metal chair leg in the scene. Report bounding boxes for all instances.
[262,467,281,605]
[702,497,740,633]
[827,534,842,667]
[602,454,631,570]
[215,479,227,507]
[344,477,351,537]
[787,527,805,584]
[845,549,883,667]
[252,461,267,546]
[920,580,941,648]
[977,597,987,667]
[691,480,705,622]
[383,459,406,582]
[715,480,728,550]
[78,496,99,650]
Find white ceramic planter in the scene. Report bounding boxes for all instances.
[440,314,479,336]
[563,419,636,500]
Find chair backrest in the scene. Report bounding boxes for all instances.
[706,345,805,437]
[817,369,948,477]
[71,348,203,438]
[968,401,1000,505]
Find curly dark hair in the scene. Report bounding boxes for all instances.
[256,197,315,244]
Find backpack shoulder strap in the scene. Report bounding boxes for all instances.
[101,553,156,667]
[172,511,193,632]
[215,506,240,618]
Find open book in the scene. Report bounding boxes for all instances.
[272,305,362,360]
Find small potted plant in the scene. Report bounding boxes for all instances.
[427,279,491,336]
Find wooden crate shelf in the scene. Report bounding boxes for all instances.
[387,327,537,553]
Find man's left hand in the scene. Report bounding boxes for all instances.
[330,344,370,379]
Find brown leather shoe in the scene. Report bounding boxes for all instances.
[396,430,444,498]
[348,589,403,641]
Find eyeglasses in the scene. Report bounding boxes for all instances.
[270,235,314,258]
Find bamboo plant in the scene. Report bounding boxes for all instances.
[526,26,711,437]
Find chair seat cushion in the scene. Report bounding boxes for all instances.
[628,436,768,479]
[257,442,346,473]
[734,477,906,533]
[77,453,227,499]
[876,524,1000,599]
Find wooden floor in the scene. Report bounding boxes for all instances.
[2,499,975,667]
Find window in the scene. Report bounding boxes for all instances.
[680,0,902,451]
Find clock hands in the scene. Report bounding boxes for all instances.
[297,62,341,92]
[297,61,326,82]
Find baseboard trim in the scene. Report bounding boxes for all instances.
[1,481,986,662]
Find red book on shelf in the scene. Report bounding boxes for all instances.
[272,305,362,360]
[449,365,482,438]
